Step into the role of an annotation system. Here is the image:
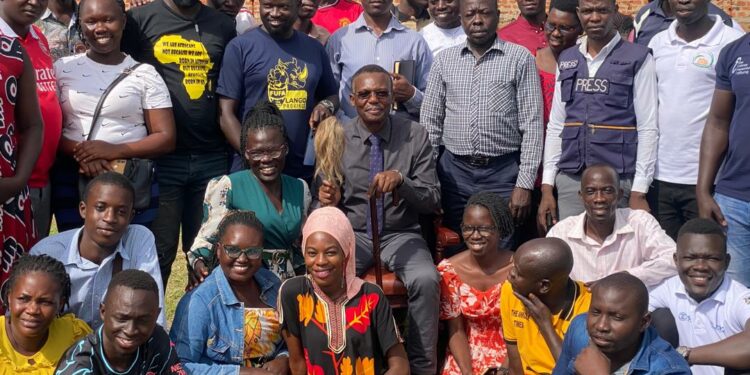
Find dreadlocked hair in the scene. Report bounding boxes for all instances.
[314,116,345,187]
[465,191,514,238]
[74,0,127,43]
[240,100,288,169]
[1,255,71,313]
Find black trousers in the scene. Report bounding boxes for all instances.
[648,179,698,240]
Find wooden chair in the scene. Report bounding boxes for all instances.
[362,195,461,308]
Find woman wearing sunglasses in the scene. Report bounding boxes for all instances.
[171,210,289,375]
[188,100,311,286]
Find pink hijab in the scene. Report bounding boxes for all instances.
[302,207,365,300]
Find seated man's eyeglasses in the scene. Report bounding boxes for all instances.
[355,90,390,100]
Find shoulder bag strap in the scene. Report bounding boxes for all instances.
[86,63,144,141]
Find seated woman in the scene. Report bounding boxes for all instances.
[279,207,409,375]
[438,192,515,375]
[0,254,91,374]
[189,101,310,283]
[52,0,176,231]
[171,210,289,374]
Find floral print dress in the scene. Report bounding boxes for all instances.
[279,276,403,375]
[438,258,511,375]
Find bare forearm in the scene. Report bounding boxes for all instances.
[446,318,473,375]
[218,101,242,152]
[690,331,750,369]
[15,118,42,182]
[539,322,564,360]
[114,132,175,159]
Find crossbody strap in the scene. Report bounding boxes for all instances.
[86,63,143,141]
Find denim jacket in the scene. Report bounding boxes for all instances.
[553,314,691,375]
[170,267,286,374]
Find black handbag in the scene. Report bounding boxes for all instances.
[77,63,154,211]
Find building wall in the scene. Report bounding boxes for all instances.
[236,0,749,30]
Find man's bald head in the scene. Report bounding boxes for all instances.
[592,273,649,315]
[516,238,574,281]
[581,164,620,189]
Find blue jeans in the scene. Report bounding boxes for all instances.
[715,193,750,287]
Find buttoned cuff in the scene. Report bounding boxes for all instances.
[542,168,558,187]
[632,176,651,194]
[402,88,423,114]
[515,171,536,190]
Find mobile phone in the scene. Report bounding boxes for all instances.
[110,159,127,174]
[546,212,554,229]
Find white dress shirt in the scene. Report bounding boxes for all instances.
[543,33,658,193]
[419,23,466,56]
[546,208,676,287]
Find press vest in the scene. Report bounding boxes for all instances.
[556,40,650,175]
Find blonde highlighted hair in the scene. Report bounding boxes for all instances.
[314,117,345,187]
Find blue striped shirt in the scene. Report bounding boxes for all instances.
[326,14,433,119]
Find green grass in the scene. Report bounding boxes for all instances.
[49,219,188,329]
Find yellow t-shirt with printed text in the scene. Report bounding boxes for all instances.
[500,280,591,375]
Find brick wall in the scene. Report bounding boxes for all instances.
[234,0,750,31]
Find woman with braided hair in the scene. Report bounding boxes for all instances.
[188,100,311,287]
[0,254,91,374]
[438,191,515,375]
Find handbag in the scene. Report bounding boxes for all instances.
[77,63,154,211]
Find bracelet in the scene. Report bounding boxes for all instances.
[319,99,335,114]
[393,170,404,186]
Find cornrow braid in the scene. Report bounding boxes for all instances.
[74,0,127,43]
[217,210,264,239]
[240,100,289,169]
[1,254,72,313]
[465,191,514,238]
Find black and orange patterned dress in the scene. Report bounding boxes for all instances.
[279,276,403,375]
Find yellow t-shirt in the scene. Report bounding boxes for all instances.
[0,314,92,374]
[500,280,591,375]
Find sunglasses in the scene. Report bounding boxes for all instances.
[219,243,263,259]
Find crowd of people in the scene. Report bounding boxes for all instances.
[1,0,750,371]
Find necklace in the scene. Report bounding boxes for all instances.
[6,319,45,364]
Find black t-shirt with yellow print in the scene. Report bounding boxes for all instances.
[122,0,236,153]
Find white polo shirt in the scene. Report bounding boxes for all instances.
[649,275,750,375]
[649,16,743,185]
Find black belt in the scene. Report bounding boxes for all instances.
[454,154,499,167]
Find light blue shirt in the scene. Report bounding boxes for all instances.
[30,225,165,329]
[326,13,433,119]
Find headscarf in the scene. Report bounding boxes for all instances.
[302,207,364,300]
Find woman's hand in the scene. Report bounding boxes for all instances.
[78,159,113,177]
[262,356,290,375]
[186,259,209,291]
[74,140,122,163]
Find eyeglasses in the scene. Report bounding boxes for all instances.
[460,224,497,237]
[220,244,263,259]
[354,90,390,101]
[246,145,287,162]
[543,22,580,34]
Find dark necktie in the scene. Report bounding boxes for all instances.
[367,134,384,238]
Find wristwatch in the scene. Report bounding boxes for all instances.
[676,346,691,362]
[319,99,335,114]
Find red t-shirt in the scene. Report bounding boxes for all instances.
[3,25,63,188]
[312,0,364,34]
[498,16,547,56]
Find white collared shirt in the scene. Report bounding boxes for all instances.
[543,33,659,193]
[419,23,466,56]
[30,225,166,329]
[546,208,677,287]
[649,16,743,185]
[649,275,750,375]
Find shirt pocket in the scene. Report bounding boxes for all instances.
[206,333,233,362]
[604,73,634,109]
[484,80,515,114]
